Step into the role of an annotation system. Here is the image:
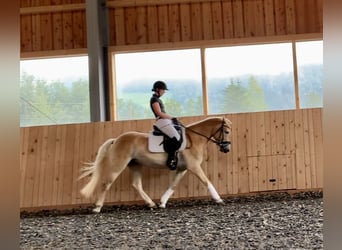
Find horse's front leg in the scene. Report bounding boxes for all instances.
[159,169,187,208]
[188,163,223,204]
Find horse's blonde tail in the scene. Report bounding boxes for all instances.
[79,138,116,199]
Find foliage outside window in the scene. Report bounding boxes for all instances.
[296,41,323,108]
[20,56,90,127]
[206,43,296,114]
[114,49,203,120]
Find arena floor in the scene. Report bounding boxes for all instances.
[20,191,323,249]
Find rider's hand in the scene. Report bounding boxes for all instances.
[172,117,179,125]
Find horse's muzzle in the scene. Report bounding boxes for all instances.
[219,141,231,153]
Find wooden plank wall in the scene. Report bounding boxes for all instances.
[20,0,323,53]
[20,108,323,210]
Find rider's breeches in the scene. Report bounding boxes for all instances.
[154,118,180,141]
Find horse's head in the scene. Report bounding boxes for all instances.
[186,117,232,153]
[209,117,232,153]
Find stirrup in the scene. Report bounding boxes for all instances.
[167,152,178,170]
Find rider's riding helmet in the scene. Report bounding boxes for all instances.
[152,81,168,91]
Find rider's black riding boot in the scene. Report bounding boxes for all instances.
[167,151,178,170]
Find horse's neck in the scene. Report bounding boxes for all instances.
[188,120,217,137]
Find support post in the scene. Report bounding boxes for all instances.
[86,0,110,121]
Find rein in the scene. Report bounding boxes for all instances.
[179,118,228,147]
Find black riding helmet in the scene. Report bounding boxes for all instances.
[152,81,168,91]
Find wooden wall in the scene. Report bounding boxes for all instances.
[20,108,323,210]
[20,0,323,54]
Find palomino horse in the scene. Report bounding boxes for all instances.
[79,116,232,213]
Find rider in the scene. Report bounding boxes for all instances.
[150,80,182,170]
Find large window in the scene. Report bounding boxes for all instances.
[20,56,90,127]
[206,43,295,114]
[20,40,323,126]
[114,49,203,120]
[296,41,323,108]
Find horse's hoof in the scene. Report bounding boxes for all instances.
[148,202,157,209]
[93,206,102,213]
[159,203,166,209]
[216,199,224,204]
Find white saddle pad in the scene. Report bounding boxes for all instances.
[148,127,186,153]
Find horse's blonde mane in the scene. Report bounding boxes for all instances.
[186,116,224,128]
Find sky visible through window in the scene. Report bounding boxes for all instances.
[20,56,89,83]
[206,43,294,77]
[296,41,323,65]
[114,49,202,84]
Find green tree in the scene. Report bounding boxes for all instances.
[20,72,36,126]
[46,80,69,123]
[20,72,35,100]
[34,80,53,122]
[219,76,268,113]
[183,96,203,116]
[68,79,90,122]
[21,76,58,125]
[303,91,322,108]
[164,98,183,116]
[117,98,147,120]
[245,76,268,112]
[20,72,91,126]
[220,78,247,113]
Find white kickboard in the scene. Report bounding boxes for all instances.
[148,127,186,153]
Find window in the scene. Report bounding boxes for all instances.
[21,40,322,126]
[20,56,90,127]
[296,41,323,108]
[205,43,295,114]
[114,49,203,120]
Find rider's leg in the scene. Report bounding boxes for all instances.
[155,119,182,170]
[164,137,181,170]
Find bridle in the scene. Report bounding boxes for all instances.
[181,118,231,153]
[211,120,231,153]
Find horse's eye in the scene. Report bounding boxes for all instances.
[224,131,229,134]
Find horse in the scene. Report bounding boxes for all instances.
[79,116,232,213]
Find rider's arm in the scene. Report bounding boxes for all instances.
[151,102,172,119]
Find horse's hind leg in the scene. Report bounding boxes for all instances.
[131,168,156,208]
[93,170,123,213]
[160,169,187,208]
[93,160,129,213]
[93,178,115,213]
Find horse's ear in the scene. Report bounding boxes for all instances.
[224,117,232,126]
